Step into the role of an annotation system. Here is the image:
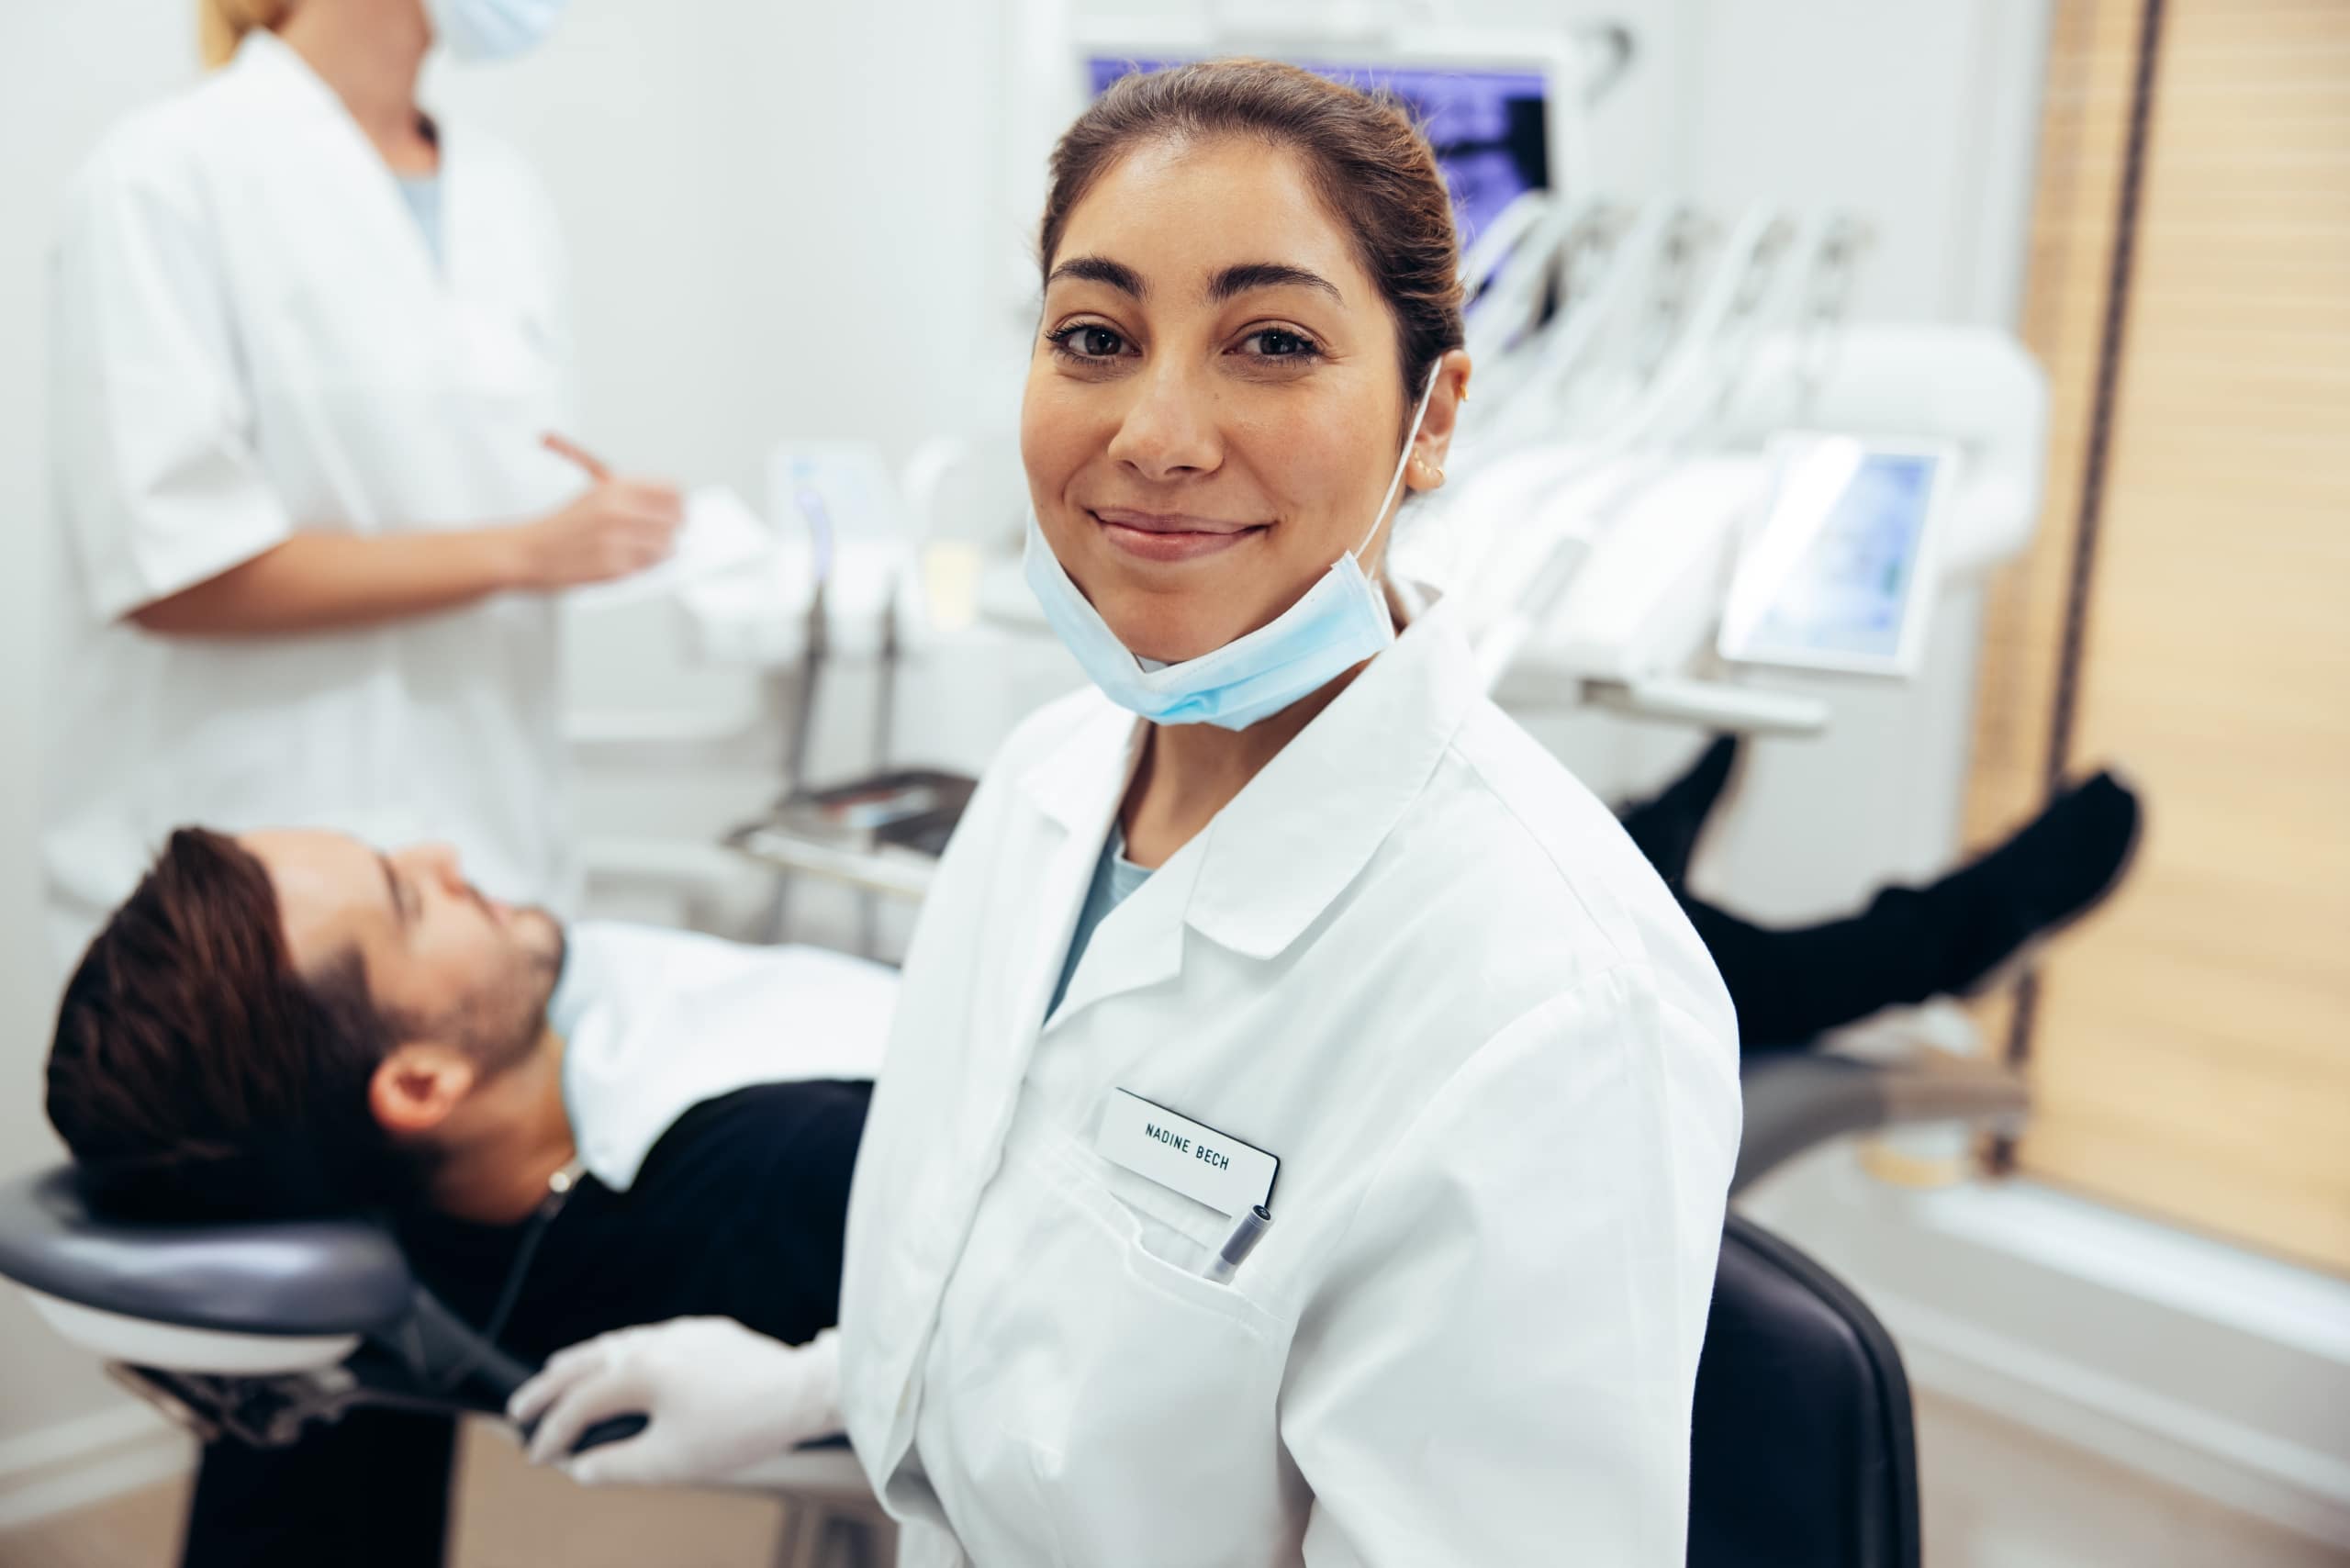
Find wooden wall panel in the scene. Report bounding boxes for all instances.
[1965,0,2350,1275]
[1964,0,2149,1069]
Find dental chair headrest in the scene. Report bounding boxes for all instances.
[0,1164,414,1338]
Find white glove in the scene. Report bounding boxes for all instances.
[509,1318,843,1487]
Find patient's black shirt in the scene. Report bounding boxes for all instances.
[397,1077,873,1362]
[182,1079,875,1568]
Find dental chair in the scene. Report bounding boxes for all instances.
[1691,1213,1919,1568]
[0,1047,2012,1568]
[0,1165,888,1565]
[1734,1045,2024,1196]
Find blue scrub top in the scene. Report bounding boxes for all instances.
[1047,826,1154,1015]
[397,174,444,268]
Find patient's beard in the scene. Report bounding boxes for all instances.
[408,934,574,1222]
[424,913,568,1081]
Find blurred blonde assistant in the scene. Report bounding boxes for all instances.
[30,2,689,1556]
[197,0,293,70]
[39,0,685,975]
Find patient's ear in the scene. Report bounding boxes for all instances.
[368,1044,478,1137]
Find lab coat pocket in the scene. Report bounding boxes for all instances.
[1041,1132,1281,1325]
[974,1137,1298,1566]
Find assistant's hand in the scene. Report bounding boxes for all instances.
[507,476,684,590]
[509,1318,842,1487]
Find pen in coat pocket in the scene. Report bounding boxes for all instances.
[1204,1204,1272,1284]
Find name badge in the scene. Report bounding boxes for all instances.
[1094,1088,1278,1217]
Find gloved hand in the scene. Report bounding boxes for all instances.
[509,1318,842,1487]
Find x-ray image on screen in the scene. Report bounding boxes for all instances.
[1718,437,1956,678]
[1086,58,1551,243]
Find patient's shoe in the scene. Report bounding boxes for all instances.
[1618,734,1741,888]
[1939,769,2143,996]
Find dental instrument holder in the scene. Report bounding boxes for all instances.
[1463,204,1837,735]
[1473,240,2028,738]
[1793,217,1876,417]
[731,492,979,935]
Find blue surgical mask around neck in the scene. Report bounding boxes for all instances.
[1024,364,1444,733]
[424,0,568,62]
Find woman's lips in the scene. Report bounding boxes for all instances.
[1090,509,1267,564]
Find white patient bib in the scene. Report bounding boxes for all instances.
[554,922,898,1191]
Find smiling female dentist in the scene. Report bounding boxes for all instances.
[516,60,1741,1565]
[40,0,680,973]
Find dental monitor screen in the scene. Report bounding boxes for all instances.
[1717,436,1956,678]
[1087,59,1550,241]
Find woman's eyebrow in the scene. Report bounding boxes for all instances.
[1206,262,1342,305]
[1046,254,1147,299]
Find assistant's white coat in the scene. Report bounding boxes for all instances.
[840,598,1744,1565]
[39,31,581,968]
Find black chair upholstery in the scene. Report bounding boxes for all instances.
[0,1165,412,1338]
[1689,1215,1920,1568]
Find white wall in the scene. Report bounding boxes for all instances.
[0,0,205,1484]
[0,0,2064,1521]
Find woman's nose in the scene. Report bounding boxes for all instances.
[1104,363,1221,480]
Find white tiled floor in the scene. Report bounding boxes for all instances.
[3,1393,2341,1567]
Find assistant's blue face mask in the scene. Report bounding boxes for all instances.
[1024,365,1442,732]
[425,0,569,62]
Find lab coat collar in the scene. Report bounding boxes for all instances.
[1014,584,1474,1012]
[229,30,453,293]
[1016,703,1162,1033]
[230,28,345,115]
[1017,698,1141,836]
[1182,590,1476,960]
[1042,825,1208,1030]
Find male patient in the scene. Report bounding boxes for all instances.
[46,826,890,1568]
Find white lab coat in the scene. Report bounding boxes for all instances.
[839,597,1744,1566]
[41,30,580,968]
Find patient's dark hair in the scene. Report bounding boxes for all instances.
[47,828,416,1218]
